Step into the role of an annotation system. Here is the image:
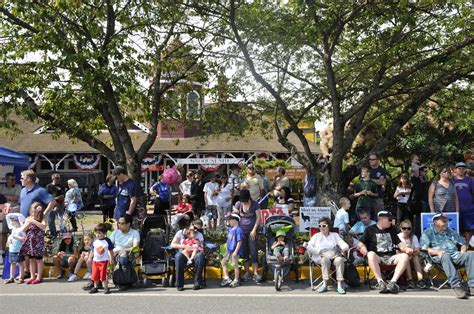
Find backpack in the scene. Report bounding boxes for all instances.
[344,253,361,287]
[112,262,138,287]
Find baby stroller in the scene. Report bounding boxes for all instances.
[262,215,298,291]
[139,215,173,287]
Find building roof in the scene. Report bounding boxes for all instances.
[0,116,321,155]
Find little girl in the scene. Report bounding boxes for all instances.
[4,213,26,284]
[64,179,84,232]
[20,202,46,285]
[394,174,412,223]
[397,219,426,289]
[69,233,93,281]
[52,232,78,280]
[181,228,203,266]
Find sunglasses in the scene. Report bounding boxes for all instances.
[319,224,328,228]
[401,227,411,231]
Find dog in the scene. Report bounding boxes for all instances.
[301,212,311,223]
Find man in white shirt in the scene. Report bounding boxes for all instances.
[203,174,220,231]
[110,215,140,266]
[179,171,194,197]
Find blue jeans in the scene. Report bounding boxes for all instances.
[174,251,205,287]
[433,252,474,288]
[48,211,57,236]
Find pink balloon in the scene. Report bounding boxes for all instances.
[162,165,182,185]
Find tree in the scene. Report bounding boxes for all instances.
[201,0,473,197]
[0,0,213,180]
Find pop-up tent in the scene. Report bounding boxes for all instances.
[0,147,29,167]
[0,147,29,183]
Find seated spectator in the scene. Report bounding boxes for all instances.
[170,219,206,291]
[334,197,351,238]
[420,213,474,299]
[357,211,411,294]
[52,232,77,280]
[397,220,426,289]
[306,217,349,294]
[69,233,93,282]
[110,215,140,265]
[348,209,376,246]
[175,194,194,216]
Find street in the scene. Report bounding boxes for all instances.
[1,279,473,314]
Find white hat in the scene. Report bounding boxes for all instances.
[6,213,26,230]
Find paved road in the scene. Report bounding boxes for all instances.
[1,279,472,313]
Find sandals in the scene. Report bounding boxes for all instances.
[15,278,24,284]
[3,278,14,284]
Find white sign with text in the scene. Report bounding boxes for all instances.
[299,207,331,232]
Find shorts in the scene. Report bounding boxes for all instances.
[9,251,25,263]
[206,205,218,220]
[28,255,43,260]
[91,261,108,282]
[379,254,398,265]
[222,251,239,268]
[61,256,70,267]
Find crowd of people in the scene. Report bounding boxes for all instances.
[0,154,473,298]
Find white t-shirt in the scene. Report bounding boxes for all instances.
[217,183,233,208]
[179,180,192,196]
[397,233,420,249]
[91,237,114,262]
[334,209,349,232]
[110,229,140,250]
[203,182,219,206]
[395,186,411,204]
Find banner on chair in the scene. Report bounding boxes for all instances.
[420,212,459,234]
[299,207,331,233]
[260,206,289,224]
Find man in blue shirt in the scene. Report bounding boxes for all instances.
[19,170,55,219]
[149,176,170,216]
[348,208,376,245]
[112,167,139,220]
[420,213,474,299]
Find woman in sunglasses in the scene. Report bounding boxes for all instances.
[306,217,349,294]
[428,166,459,213]
[397,219,426,289]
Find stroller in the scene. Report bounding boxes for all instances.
[262,215,298,291]
[139,215,173,287]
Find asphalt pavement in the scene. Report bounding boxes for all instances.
[1,278,473,314]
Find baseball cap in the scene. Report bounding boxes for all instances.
[227,213,240,221]
[377,211,395,219]
[432,213,452,222]
[455,162,466,168]
[111,166,127,176]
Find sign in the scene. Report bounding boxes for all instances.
[421,213,459,234]
[260,206,290,224]
[265,168,307,180]
[176,158,244,165]
[299,207,331,232]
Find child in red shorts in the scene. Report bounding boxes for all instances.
[88,223,114,294]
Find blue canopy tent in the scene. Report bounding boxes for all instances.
[0,147,29,184]
[0,147,29,279]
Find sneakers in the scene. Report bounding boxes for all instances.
[387,281,399,294]
[89,287,99,294]
[468,286,474,296]
[176,286,184,291]
[56,269,65,280]
[376,280,388,293]
[241,272,250,282]
[317,285,328,293]
[253,273,262,283]
[416,280,427,289]
[104,288,111,294]
[406,280,415,289]
[229,280,240,288]
[453,287,468,299]
[83,272,91,280]
[220,277,232,287]
[68,274,79,282]
[337,287,346,294]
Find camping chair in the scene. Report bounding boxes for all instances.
[307,227,340,291]
[364,254,407,290]
[420,249,466,291]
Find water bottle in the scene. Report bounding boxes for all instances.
[48,267,54,279]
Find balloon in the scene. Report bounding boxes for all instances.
[162,165,182,185]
